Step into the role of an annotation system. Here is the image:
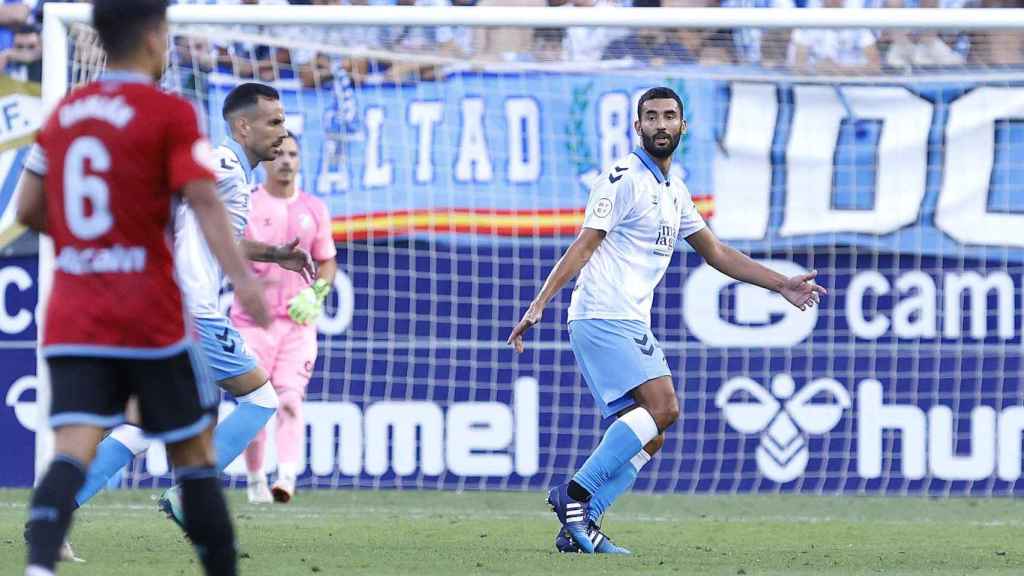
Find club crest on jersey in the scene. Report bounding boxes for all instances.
[299,213,314,230]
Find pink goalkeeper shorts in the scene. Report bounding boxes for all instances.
[236,318,318,396]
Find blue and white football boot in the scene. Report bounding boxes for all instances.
[547,483,595,553]
[157,485,186,530]
[555,523,632,555]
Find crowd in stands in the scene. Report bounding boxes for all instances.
[1,0,1023,89]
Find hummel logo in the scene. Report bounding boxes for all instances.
[717,374,850,482]
[633,334,655,356]
[220,158,234,171]
[216,327,236,354]
[608,166,628,184]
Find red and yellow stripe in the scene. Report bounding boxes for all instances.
[331,196,714,241]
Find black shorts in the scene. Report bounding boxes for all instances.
[47,348,219,443]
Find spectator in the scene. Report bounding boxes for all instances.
[532,26,565,62]
[381,0,472,81]
[697,28,738,64]
[602,28,693,64]
[0,1,32,53]
[257,0,382,86]
[789,0,881,73]
[474,0,547,62]
[664,0,715,61]
[878,0,969,68]
[972,0,1024,65]
[2,24,40,82]
[561,0,629,63]
[720,0,794,67]
[167,33,215,104]
[201,0,292,81]
[601,0,694,64]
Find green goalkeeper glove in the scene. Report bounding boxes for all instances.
[288,278,331,325]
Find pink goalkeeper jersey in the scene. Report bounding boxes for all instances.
[231,186,337,326]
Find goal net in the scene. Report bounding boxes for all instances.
[37,4,1024,496]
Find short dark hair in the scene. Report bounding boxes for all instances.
[637,86,683,120]
[92,0,168,61]
[222,83,281,121]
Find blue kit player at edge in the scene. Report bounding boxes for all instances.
[507,87,828,554]
[71,83,316,530]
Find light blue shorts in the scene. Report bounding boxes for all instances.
[568,319,671,419]
[194,315,259,383]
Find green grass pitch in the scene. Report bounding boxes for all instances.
[2,489,1023,575]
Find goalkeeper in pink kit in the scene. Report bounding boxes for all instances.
[232,132,337,503]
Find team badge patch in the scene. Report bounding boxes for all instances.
[594,198,613,218]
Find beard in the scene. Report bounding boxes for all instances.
[259,144,282,163]
[642,129,681,159]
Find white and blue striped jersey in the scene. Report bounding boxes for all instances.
[567,147,706,326]
[173,138,255,319]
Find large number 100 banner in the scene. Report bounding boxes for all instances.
[2,70,1023,493]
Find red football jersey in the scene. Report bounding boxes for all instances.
[27,72,215,356]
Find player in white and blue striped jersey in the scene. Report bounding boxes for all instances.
[508,87,827,554]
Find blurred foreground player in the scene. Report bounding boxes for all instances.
[16,1,270,574]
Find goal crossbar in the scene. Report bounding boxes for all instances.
[44,4,1024,30]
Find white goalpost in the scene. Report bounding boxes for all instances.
[35,2,1024,496]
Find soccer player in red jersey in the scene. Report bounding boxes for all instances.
[15,1,269,575]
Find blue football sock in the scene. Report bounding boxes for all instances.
[213,383,277,472]
[75,437,134,507]
[572,408,658,497]
[587,450,651,523]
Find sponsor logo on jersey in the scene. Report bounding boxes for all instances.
[653,223,676,256]
[54,244,147,275]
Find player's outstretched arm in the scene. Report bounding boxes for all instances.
[685,227,827,311]
[15,170,46,233]
[185,180,271,326]
[240,237,316,283]
[507,227,605,353]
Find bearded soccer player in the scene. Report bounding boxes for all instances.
[507,87,827,554]
[16,1,272,574]
[233,132,337,504]
[71,83,316,526]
